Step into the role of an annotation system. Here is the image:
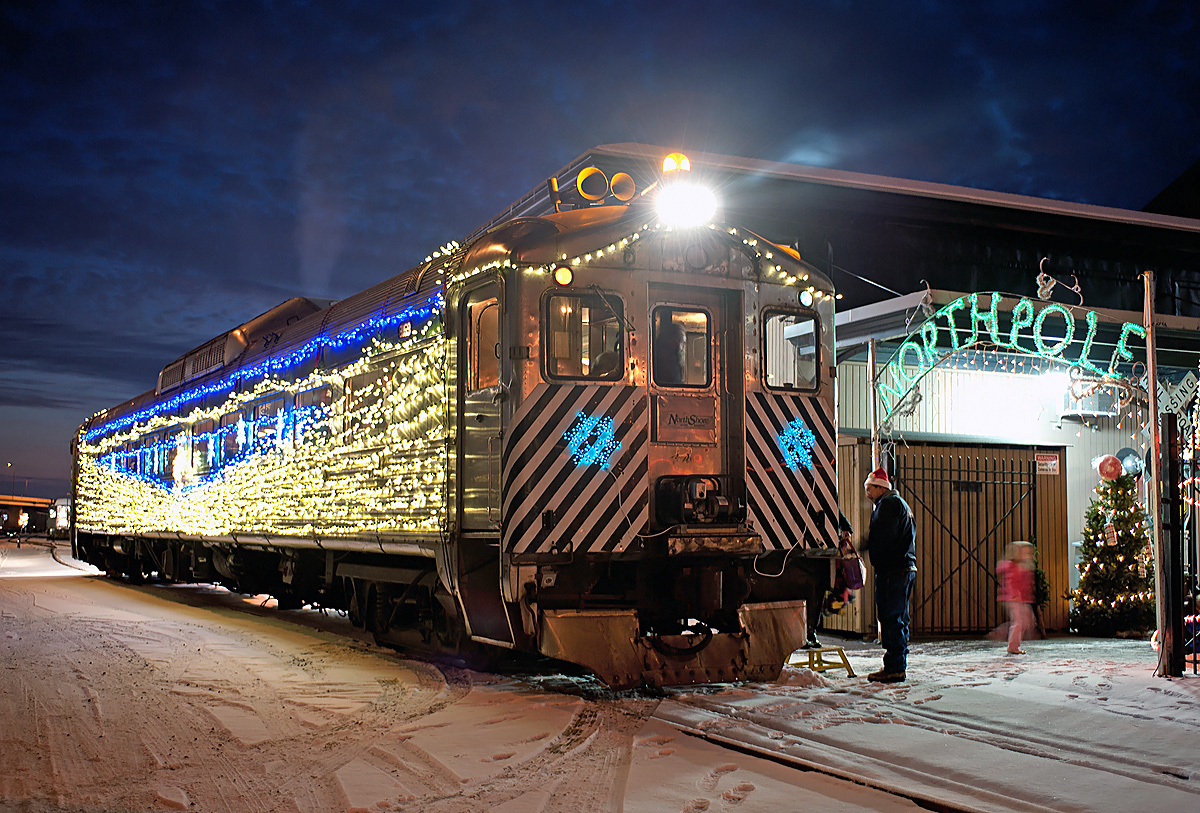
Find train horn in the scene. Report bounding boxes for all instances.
[576,167,610,202]
[609,172,636,202]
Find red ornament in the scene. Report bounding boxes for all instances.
[1097,454,1123,481]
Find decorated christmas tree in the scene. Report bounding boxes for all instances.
[1068,454,1156,636]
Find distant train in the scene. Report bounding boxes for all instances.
[72,152,841,688]
[50,497,71,539]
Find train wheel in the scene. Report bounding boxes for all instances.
[372,584,393,634]
[345,579,365,628]
[103,552,124,579]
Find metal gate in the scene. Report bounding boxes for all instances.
[829,439,1069,636]
[895,449,1035,633]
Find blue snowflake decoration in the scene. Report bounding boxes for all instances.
[563,411,622,469]
[777,417,816,471]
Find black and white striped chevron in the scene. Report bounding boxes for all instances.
[502,384,649,556]
[745,392,838,550]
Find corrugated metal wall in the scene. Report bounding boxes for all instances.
[837,359,1150,564]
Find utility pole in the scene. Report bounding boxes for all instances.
[1144,269,1179,677]
[868,339,880,469]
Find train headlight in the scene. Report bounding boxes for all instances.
[657,151,717,228]
[553,265,574,286]
[657,181,717,228]
[662,152,691,173]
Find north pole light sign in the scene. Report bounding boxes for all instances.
[876,292,1146,420]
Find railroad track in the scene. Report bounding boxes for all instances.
[655,668,1199,813]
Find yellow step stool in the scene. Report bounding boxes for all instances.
[790,646,856,677]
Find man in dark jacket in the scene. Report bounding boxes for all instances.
[859,467,917,683]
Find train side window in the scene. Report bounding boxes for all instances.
[220,411,246,462]
[165,428,185,484]
[192,419,215,477]
[468,297,500,391]
[652,307,709,387]
[253,397,286,450]
[140,438,154,476]
[545,291,625,380]
[346,369,387,443]
[763,310,819,391]
[295,386,332,436]
[153,435,167,478]
[122,442,137,475]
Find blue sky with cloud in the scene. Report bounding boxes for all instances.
[1,0,1197,496]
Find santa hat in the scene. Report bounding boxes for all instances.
[864,467,891,489]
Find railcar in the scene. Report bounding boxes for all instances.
[49,497,71,539]
[72,152,841,688]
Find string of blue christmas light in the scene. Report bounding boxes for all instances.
[84,291,443,444]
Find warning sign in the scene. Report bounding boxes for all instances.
[1035,453,1059,475]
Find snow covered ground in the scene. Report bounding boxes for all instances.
[1,539,1196,812]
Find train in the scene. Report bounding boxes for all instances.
[50,497,71,539]
[71,151,842,688]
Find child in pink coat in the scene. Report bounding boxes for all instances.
[997,541,1036,654]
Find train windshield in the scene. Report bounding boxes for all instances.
[652,307,709,388]
[545,291,625,380]
[763,309,819,390]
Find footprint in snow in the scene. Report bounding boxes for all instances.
[698,763,738,793]
[720,782,756,808]
[638,734,676,747]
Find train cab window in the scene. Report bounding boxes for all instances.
[763,310,819,390]
[468,297,500,391]
[220,411,247,462]
[652,307,709,387]
[192,419,215,476]
[545,291,625,380]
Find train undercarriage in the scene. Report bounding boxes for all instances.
[73,531,823,688]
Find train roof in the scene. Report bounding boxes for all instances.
[81,198,827,441]
[477,142,1200,238]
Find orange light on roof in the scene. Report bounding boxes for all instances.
[553,265,574,286]
[662,152,690,174]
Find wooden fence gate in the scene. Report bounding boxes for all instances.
[829,439,1069,636]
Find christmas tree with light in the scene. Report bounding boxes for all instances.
[1068,455,1156,636]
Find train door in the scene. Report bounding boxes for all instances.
[648,285,743,528]
[455,278,514,644]
[459,281,503,528]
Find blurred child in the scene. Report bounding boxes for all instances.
[997,541,1036,654]
[823,524,865,616]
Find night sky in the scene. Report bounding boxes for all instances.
[2,1,1197,498]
